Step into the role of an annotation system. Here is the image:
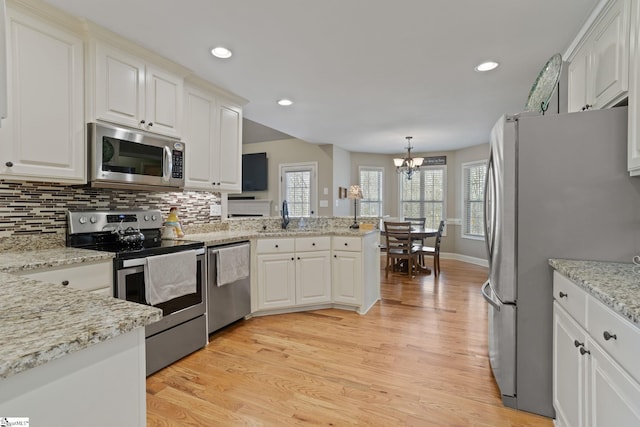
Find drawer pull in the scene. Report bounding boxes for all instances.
[344,242,348,246]
[603,331,617,341]
[291,257,294,261]
[312,242,316,246]
[61,280,69,286]
[558,291,568,298]
[574,339,584,348]
[275,244,279,248]
[579,347,590,356]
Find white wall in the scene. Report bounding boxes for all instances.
[332,145,351,216]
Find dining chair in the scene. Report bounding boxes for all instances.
[404,217,426,246]
[383,221,420,278]
[416,220,445,277]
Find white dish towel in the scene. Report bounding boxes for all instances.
[217,245,249,287]
[145,250,197,306]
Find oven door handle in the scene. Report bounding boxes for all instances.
[122,248,205,267]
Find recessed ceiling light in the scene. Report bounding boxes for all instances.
[211,47,232,59]
[475,61,499,72]
[277,99,293,106]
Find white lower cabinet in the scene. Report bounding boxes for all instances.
[17,260,113,296]
[254,233,380,314]
[256,236,331,311]
[552,271,640,427]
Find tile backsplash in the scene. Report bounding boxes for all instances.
[0,180,221,251]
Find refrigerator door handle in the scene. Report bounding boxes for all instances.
[481,280,501,311]
[483,152,496,267]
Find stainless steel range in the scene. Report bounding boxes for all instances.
[66,209,207,376]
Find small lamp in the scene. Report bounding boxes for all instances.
[348,184,363,229]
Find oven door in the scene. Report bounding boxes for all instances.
[89,121,185,190]
[116,250,206,337]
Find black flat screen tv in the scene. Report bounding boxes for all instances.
[242,152,268,191]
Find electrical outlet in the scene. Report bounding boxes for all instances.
[210,204,221,216]
[320,200,328,208]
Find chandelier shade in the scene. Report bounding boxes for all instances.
[394,136,423,179]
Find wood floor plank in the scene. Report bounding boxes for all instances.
[147,258,553,426]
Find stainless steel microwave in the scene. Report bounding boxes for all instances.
[88,122,185,191]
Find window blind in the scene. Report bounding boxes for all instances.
[359,167,383,217]
[463,162,487,237]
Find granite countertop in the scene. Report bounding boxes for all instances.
[549,259,640,326]
[185,227,378,247]
[0,247,115,274]
[0,249,161,380]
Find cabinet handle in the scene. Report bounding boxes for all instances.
[148,122,153,127]
[558,291,567,298]
[61,280,69,286]
[312,242,316,246]
[603,331,617,341]
[344,242,348,246]
[573,339,584,348]
[275,244,279,248]
[334,255,337,258]
[581,104,593,111]
[579,347,590,356]
[291,257,294,261]
[5,161,13,167]
[140,120,146,124]
[297,257,300,260]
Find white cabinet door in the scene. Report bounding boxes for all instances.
[183,86,242,192]
[587,339,640,427]
[213,100,242,192]
[93,42,182,138]
[256,253,295,310]
[332,251,362,305]
[94,42,144,129]
[296,251,331,305]
[553,303,588,427]
[145,65,182,138]
[628,0,640,175]
[590,0,630,109]
[0,6,84,183]
[184,85,215,190]
[568,49,591,113]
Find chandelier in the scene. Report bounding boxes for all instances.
[393,136,423,180]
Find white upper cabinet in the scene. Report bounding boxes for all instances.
[567,0,631,112]
[627,0,640,175]
[0,2,85,183]
[183,78,245,192]
[89,36,185,139]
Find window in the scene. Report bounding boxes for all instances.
[399,166,446,230]
[462,160,487,239]
[280,163,317,217]
[358,166,383,217]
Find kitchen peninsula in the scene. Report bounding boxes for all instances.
[0,248,161,427]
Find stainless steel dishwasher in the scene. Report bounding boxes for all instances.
[207,241,251,333]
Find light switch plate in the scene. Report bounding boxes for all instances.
[323,187,328,195]
[210,204,221,216]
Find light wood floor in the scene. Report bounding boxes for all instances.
[146,258,553,426]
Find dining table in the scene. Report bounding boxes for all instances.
[381,226,439,275]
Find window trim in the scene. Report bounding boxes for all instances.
[461,159,487,241]
[398,164,447,233]
[279,162,318,217]
[358,165,384,217]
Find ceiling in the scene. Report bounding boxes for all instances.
[43,0,600,154]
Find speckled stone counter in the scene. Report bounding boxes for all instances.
[0,249,161,380]
[0,247,114,273]
[185,227,378,247]
[549,259,640,326]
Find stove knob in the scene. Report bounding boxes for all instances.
[144,215,150,221]
[151,215,158,221]
[89,216,97,224]
[79,216,87,224]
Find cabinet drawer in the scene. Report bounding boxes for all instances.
[332,236,362,252]
[295,236,330,252]
[553,271,588,328]
[587,295,640,383]
[18,261,112,292]
[256,238,295,254]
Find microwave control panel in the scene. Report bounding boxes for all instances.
[172,150,183,178]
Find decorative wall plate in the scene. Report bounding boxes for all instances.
[524,53,563,113]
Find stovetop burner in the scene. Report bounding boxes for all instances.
[66,209,204,259]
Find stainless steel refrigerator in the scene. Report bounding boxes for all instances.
[481,106,640,417]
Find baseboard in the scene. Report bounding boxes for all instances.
[440,252,488,268]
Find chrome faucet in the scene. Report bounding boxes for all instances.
[281,200,290,229]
